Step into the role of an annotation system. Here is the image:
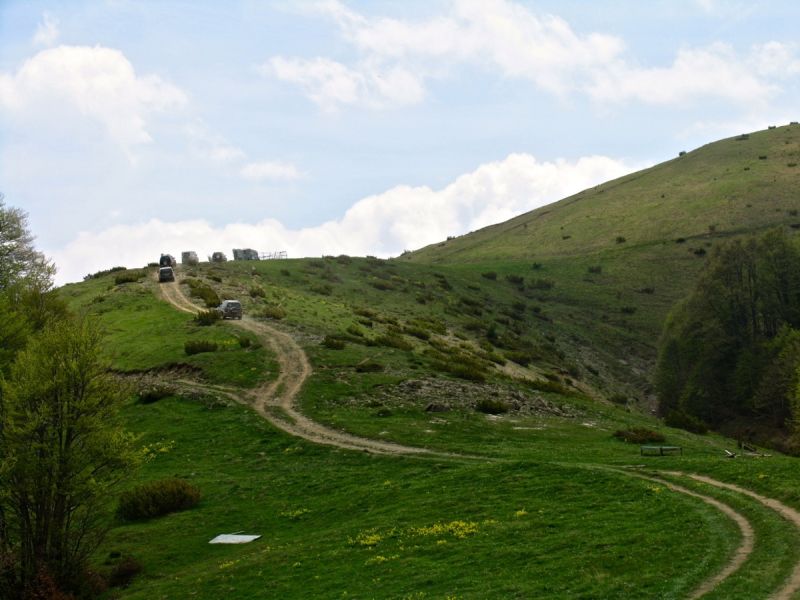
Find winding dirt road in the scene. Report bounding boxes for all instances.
[157,276,800,598]
[159,279,459,457]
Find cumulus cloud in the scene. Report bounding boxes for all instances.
[32,12,60,47]
[51,153,638,284]
[0,45,187,148]
[267,0,797,110]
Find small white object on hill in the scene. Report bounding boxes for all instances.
[209,534,261,544]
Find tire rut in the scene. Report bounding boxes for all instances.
[158,279,462,458]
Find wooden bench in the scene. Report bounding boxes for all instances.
[640,445,683,456]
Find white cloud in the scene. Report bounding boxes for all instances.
[588,43,777,106]
[52,153,638,284]
[269,0,797,110]
[266,56,424,111]
[33,12,60,47]
[0,45,187,148]
[240,161,302,181]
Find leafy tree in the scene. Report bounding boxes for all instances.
[0,317,136,597]
[656,230,800,434]
[0,194,55,291]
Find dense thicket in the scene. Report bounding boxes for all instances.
[656,230,800,439]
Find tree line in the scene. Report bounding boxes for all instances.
[0,195,136,598]
[656,228,800,449]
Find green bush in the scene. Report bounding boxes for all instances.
[322,336,345,349]
[137,383,174,404]
[615,236,627,244]
[259,305,287,320]
[238,336,252,349]
[475,398,509,414]
[184,278,220,308]
[107,556,142,588]
[249,286,266,298]
[665,410,708,434]
[355,361,384,373]
[117,479,201,521]
[588,265,602,274]
[528,278,554,290]
[195,310,221,326]
[609,393,627,405]
[184,340,218,355]
[505,274,524,286]
[114,270,145,285]
[375,334,413,351]
[613,428,665,444]
[403,325,430,340]
[528,378,570,395]
[481,271,497,280]
[311,283,333,295]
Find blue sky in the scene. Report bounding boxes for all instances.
[1,0,799,283]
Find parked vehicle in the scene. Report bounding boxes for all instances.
[159,266,175,282]
[181,251,199,265]
[211,251,227,263]
[216,299,242,320]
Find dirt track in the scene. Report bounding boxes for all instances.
[157,277,800,598]
[159,279,459,457]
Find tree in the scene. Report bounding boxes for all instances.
[0,194,55,292]
[656,230,800,434]
[0,316,136,597]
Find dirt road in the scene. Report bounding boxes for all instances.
[159,279,460,457]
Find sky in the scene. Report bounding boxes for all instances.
[1,1,799,285]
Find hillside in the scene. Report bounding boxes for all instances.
[408,124,800,264]
[49,256,800,598]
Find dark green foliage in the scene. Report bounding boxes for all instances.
[346,324,364,337]
[528,278,554,290]
[403,325,430,340]
[107,556,142,588]
[505,274,524,286]
[588,265,602,274]
[249,286,266,298]
[609,394,627,405]
[195,310,221,326]
[527,378,570,396]
[664,410,708,434]
[311,283,333,295]
[355,361,384,373]
[117,479,201,521]
[656,230,800,433]
[505,351,533,366]
[615,236,627,244]
[84,266,126,281]
[374,334,413,351]
[481,271,497,280]
[475,398,510,414]
[259,305,287,320]
[137,383,174,404]
[238,336,252,349]
[621,306,637,315]
[184,278,220,308]
[322,335,345,349]
[114,270,145,285]
[184,340,218,355]
[613,428,665,444]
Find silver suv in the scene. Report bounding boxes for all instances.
[216,300,243,320]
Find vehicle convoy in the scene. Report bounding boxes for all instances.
[158,266,175,282]
[216,299,243,320]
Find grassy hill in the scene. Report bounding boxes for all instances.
[55,255,800,598]
[47,124,800,597]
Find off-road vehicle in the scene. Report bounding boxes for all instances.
[216,299,242,319]
[158,266,175,282]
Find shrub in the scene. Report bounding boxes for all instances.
[475,398,509,414]
[403,326,430,340]
[675,237,686,244]
[195,309,221,326]
[481,271,497,280]
[620,306,637,315]
[531,262,542,270]
[637,287,655,294]
[117,479,201,521]
[355,361,384,373]
[665,410,708,434]
[185,340,218,355]
[114,270,145,285]
[280,268,291,276]
[694,247,707,257]
[528,378,570,395]
[249,286,266,298]
[137,383,174,404]
[107,556,142,588]
[505,274,524,286]
[346,324,364,337]
[84,266,126,281]
[588,265,602,274]
[322,336,345,349]
[259,305,287,320]
[375,334,413,351]
[505,351,532,366]
[370,280,393,291]
[609,393,627,405]
[184,278,220,308]
[613,428,665,444]
[615,236,627,244]
[238,336,252,349]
